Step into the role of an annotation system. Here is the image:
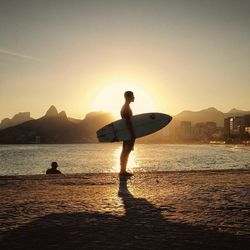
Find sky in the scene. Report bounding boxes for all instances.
[0,0,249,120]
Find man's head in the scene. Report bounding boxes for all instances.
[124,91,135,103]
[51,162,58,169]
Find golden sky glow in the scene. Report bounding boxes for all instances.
[91,81,156,118]
[0,0,250,120]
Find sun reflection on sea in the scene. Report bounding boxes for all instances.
[110,146,138,173]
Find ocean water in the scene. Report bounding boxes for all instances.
[0,144,249,176]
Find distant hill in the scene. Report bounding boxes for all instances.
[0,106,76,143]
[79,111,116,142]
[68,117,82,124]
[1,106,249,143]
[0,116,78,144]
[174,107,250,127]
[0,112,34,130]
[228,108,250,114]
[138,107,250,143]
[0,106,115,144]
[45,105,59,117]
[174,107,224,126]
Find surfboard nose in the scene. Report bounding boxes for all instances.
[161,113,172,123]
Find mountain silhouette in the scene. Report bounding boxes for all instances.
[45,105,59,117]
[174,107,224,126]
[78,112,116,142]
[227,108,250,115]
[0,112,34,130]
[68,117,82,124]
[174,107,250,127]
[0,106,249,143]
[0,107,115,144]
[137,107,250,143]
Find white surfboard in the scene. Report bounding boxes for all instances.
[96,113,172,142]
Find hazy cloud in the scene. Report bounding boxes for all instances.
[0,49,42,62]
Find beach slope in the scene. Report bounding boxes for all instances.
[0,170,249,249]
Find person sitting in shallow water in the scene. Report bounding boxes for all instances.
[46,162,62,174]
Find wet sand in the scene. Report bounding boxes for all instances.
[0,170,249,249]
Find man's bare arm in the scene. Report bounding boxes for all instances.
[125,116,136,139]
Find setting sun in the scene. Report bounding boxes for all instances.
[91,81,156,117]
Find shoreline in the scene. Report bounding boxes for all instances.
[0,170,249,249]
[0,142,249,145]
[0,168,249,178]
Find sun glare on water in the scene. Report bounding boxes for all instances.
[110,147,138,173]
[91,82,155,118]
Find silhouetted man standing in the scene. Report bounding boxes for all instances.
[120,91,135,176]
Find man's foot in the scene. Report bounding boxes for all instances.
[119,171,134,178]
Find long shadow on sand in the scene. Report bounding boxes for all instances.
[0,177,248,250]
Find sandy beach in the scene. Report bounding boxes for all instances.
[0,170,249,249]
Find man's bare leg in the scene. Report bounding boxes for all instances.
[120,150,133,176]
[120,150,129,173]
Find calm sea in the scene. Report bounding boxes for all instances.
[0,144,249,176]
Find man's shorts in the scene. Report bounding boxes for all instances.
[123,139,135,151]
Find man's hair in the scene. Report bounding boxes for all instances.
[124,91,134,99]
